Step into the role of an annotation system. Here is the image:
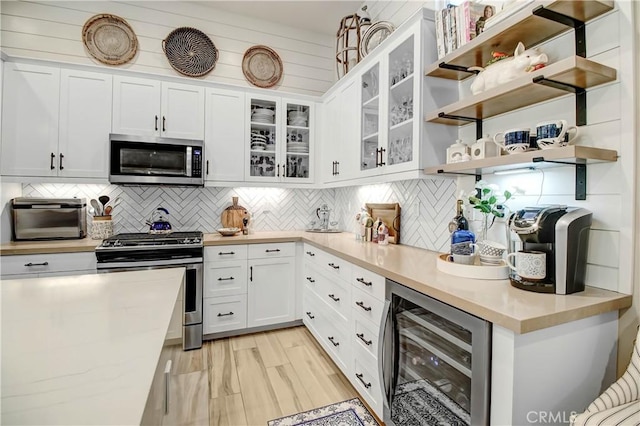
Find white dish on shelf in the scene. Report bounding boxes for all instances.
[217,227,240,236]
[253,108,274,116]
[436,253,509,280]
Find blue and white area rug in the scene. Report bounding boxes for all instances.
[267,398,380,426]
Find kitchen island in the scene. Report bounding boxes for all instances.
[0,268,184,425]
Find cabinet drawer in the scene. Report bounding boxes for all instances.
[203,295,247,335]
[352,345,383,419]
[353,314,380,360]
[316,275,351,323]
[204,260,247,297]
[317,251,352,282]
[321,317,350,374]
[351,264,385,302]
[302,294,321,330]
[1,252,96,276]
[205,245,247,262]
[248,242,295,259]
[302,243,322,266]
[352,285,385,327]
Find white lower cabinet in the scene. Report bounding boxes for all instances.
[203,295,248,334]
[0,252,96,279]
[302,243,385,419]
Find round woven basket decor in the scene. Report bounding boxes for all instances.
[82,14,138,65]
[163,27,218,77]
[242,45,283,88]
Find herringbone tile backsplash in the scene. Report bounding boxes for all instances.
[22,180,456,252]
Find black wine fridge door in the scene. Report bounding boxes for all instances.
[380,280,491,426]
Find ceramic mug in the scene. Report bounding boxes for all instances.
[506,250,546,280]
[494,128,531,154]
[536,120,578,149]
[471,240,506,257]
[447,253,477,265]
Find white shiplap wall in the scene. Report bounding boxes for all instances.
[0,1,336,96]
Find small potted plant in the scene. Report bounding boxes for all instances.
[467,181,512,241]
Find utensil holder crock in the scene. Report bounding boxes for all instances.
[91,215,113,240]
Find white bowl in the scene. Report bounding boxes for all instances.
[217,227,240,236]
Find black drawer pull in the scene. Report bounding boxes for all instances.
[356,333,372,346]
[328,294,340,302]
[356,277,372,286]
[217,312,234,317]
[306,311,315,319]
[265,249,281,253]
[59,153,64,170]
[328,336,339,347]
[217,277,234,281]
[218,251,235,255]
[356,301,372,312]
[328,263,339,269]
[306,276,315,283]
[24,262,49,267]
[305,251,315,257]
[50,153,55,170]
[355,373,371,389]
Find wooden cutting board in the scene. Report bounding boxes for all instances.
[221,197,248,230]
[366,203,401,244]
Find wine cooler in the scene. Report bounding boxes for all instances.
[380,279,491,425]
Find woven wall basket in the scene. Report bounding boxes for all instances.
[163,27,218,77]
[242,45,283,88]
[82,14,138,65]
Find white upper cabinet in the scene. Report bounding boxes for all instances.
[112,76,204,140]
[1,63,60,177]
[204,87,245,182]
[59,69,112,178]
[1,63,112,179]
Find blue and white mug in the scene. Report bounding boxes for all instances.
[535,120,578,150]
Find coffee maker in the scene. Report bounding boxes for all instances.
[508,205,592,294]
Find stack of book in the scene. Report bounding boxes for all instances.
[435,2,496,59]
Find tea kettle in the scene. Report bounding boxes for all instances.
[146,207,172,232]
[316,204,331,230]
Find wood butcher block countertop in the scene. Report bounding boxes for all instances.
[1,231,632,334]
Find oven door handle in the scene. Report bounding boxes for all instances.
[379,299,392,412]
[97,257,203,269]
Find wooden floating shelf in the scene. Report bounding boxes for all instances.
[425,56,616,126]
[424,145,617,176]
[425,0,614,80]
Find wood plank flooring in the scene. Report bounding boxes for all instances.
[168,326,359,426]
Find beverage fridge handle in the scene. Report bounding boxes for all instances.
[379,299,392,411]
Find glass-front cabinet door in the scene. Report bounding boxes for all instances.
[360,63,382,174]
[247,96,280,181]
[283,100,312,182]
[385,33,418,173]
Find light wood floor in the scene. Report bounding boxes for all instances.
[167,326,359,426]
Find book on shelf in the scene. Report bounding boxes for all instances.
[435,1,497,59]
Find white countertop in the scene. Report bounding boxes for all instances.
[1,269,184,425]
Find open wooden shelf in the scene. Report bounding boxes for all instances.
[425,56,616,126]
[424,145,617,176]
[425,0,614,80]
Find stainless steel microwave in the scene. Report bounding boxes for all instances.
[109,134,204,186]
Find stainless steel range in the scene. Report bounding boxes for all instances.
[96,231,204,350]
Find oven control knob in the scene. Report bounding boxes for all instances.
[182,238,190,244]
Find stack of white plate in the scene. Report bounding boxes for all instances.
[252,108,275,124]
[251,132,268,150]
[287,141,309,153]
[288,110,307,127]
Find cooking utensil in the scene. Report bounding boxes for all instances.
[98,195,110,211]
[90,199,102,216]
[104,206,113,215]
[221,197,248,230]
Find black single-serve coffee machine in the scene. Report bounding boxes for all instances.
[508,205,592,294]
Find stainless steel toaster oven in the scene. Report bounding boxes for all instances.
[11,198,87,241]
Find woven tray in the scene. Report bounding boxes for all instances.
[163,27,218,77]
[242,45,283,88]
[82,14,138,65]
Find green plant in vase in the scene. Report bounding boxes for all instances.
[467,181,512,241]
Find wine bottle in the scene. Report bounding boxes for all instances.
[453,199,469,231]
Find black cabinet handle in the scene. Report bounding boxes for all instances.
[306,276,315,283]
[328,336,339,347]
[306,311,315,319]
[380,148,386,166]
[328,294,340,302]
[59,153,64,170]
[265,249,281,253]
[306,251,315,257]
[217,277,234,281]
[155,115,158,131]
[24,262,49,267]
[355,373,371,389]
[356,301,372,312]
[328,263,339,270]
[217,312,234,317]
[250,266,253,282]
[162,116,166,132]
[277,164,280,177]
[50,153,55,170]
[206,160,209,175]
[356,277,373,287]
[218,251,235,256]
[356,333,372,346]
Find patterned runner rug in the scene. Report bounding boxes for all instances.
[391,379,470,425]
[267,398,380,426]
